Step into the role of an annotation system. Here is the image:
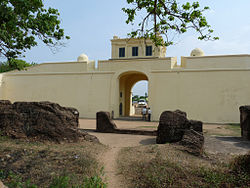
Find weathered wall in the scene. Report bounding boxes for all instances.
[150,69,250,123]
[0,73,3,99]
[2,62,113,118]
[1,55,250,123]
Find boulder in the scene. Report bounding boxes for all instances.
[156,111,190,144]
[156,110,204,155]
[189,120,203,133]
[96,111,117,132]
[0,101,99,143]
[174,109,187,118]
[239,106,250,140]
[178,129,204,156]
[0,100,12,106]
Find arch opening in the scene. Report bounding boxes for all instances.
[119,71,148,117]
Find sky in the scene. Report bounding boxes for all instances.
[12,0,250,96]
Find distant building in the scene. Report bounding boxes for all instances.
[0,36,250,123]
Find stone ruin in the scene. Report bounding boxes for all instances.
[96,111,117,132]
[96,110,203,155]
[239,106,250,140]
[96,111,156,135]
[156,110,204,156]
[0,100,99,143]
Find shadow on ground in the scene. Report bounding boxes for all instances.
[214,136,250,150]
[139,137,156,145]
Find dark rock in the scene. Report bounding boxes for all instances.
[0,100,12,106]
[0,101,99,143]
[156,110,204,155]
[156,111,190,144]
[178,129,204,156]
[174,109,187,118]
[189,120,203,132]
[96,111,117,132]
[239,106,250,140]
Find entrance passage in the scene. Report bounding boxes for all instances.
[119,72,148,117]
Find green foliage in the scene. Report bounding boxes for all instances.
[229,152,250,174]
[81,175,107,188]
[0,59,36,72]
[198,167,250,188]
[49,176,70,188]
[123,0,219,46]
[132,95,139,102]
[132,95,148,102]
[0,170,107,188]
[0,0,70,59]
[0,170,37,188]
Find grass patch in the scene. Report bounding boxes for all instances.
[0,135,107,187]
[118,144,250,188]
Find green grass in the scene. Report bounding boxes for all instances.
[0,170,107,188]
[0,137,106,187]
[225,124,241,136]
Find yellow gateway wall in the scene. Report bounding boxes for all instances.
[0,52,250,123]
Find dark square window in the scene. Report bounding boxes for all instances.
[146,46,152,56]
[119,48,125,57]
[132,47,138,56]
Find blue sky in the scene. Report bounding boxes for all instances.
[19,1,250,96]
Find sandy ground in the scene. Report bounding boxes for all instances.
[79,119,250,188]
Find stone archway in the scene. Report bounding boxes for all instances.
[118,71,148,117]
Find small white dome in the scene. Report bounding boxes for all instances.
[190,48,205,57]
[77,53,89,62]
[113,35,119,39]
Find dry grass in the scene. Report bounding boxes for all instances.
[203,124,241,137]
[0,135,107,187]
[118,144,250,188]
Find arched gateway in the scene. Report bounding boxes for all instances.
[118,71,148,117]
[1,35,250,123]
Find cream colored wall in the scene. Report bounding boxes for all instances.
[182,55,250,69]
[98,58,173,72]
[0,73,4,99]
[150,69,250,123]
[2,62,113,119]
[1,54,250,123]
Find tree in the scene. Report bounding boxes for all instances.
[0,0,70,61]
[123,0,218,46]
[0,59,36,73]
[132,95,140,102]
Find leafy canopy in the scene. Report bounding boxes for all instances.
[0,0,70,60]
[123,0,219,46]
[0,59,36,73]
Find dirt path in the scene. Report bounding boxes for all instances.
[89,131,156,188]
[80,119,250,187]
[102,146,122,188]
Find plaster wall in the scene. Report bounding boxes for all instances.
[2,66,113,118]
[1,54,250,123]
[182,55,250,69]
[150,69,250,123]
[98,58,173,72]
[0,73,3,99]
